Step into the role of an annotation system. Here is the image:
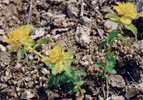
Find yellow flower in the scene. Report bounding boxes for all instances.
[113,2,137,24]
[42,45,63,63]
[41,45,64,75]
[3,24,31,52]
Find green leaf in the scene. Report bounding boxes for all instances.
[64,60,73,77]
[95,62,105,69]
[105,54,116,74]
[29,58,34,68]
[55,74,63,84]
[73,80,85,86]
[117,36,131,46]
[109,69,117,74]
[45,63,55,69]
[107,30,119,44]
[105,14,121,22]
[17,48,27,61]
[64,49,75,60]
[124,24,137,36]
[48,74,55,87]
[75,70,86,76]
[33,38,50,49]
[98,40,107,51]
[29,55,37,68]
[23,38,35,47]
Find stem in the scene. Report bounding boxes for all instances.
[28,47,44,58]
[20,40,44,58]
[107,24,120,55]
[107,42,113,55]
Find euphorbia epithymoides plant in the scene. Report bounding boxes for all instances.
[3,24,86,95]
[95,2,142,78]
[105,2,143,36]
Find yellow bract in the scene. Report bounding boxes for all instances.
[113,2,137,24]
[3,24,31,52]
[41,45,64,75]
[42,45,63,63]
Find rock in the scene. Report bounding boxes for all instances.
[0,29,7,41]
[137,82,143,93]
[41,68,49,75]
[75,92,84,100]
[0,44,6,52]
[0,83,7,89]
[67,1,79,17]
[125,85,138,99]
[52,0,65,2]
[21,90,34,99]
[2,0,10,4]
[0,52,11,66]
[45,89,59,99]
[75,25,91,47]
[98,95,104,100]
[31,28,45,39]
[106,95,125,100]
[85,94,93,100]
[104,20,118,32]
[108,75,125,88]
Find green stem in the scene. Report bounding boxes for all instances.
[20,40,44,58]
[28,47,44,58]
[107,23,120,55]
[107,42,113,55]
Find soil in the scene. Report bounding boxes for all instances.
[0,0,143,100]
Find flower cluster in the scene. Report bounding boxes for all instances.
[42,45,64,75]
[3,24,31,52]
[113,2,137,24]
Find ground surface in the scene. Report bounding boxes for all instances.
[0,0,143,100]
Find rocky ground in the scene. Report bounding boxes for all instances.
[0,0,143,100]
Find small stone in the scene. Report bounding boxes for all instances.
[31,28,45,39]
[125,85,138,99]
[0,29,7,41]
[104,20,118,32]
[137,82,143,93]
[21,90,34,99]
[75,25,91,47]
[67,1,79,17]
[0,44,6,52]
[106,95,125,100]
[0,83,7,89]
[108,75,125,88]
[85,94,92,100]
[45,89,59,99]
[41,68,49,75]
[98,95,104,100]
[2,0,10,4]
[75,92,84,100]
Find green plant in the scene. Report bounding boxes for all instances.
[95,30,131,78]
[42,45,86,95]
[94,2,140,78]
[3,24,86,95]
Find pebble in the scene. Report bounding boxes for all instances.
[2,0,10,4]
[104,20,118,32]
[137,82,143,93]
[106,95,125,100]
[108,75,125,88]
[41,68,49,75]
[125,85,138,99]
[0,29,7,41]
[31,28,45,39]
[21,90,34,99]
[0,44,6,52]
